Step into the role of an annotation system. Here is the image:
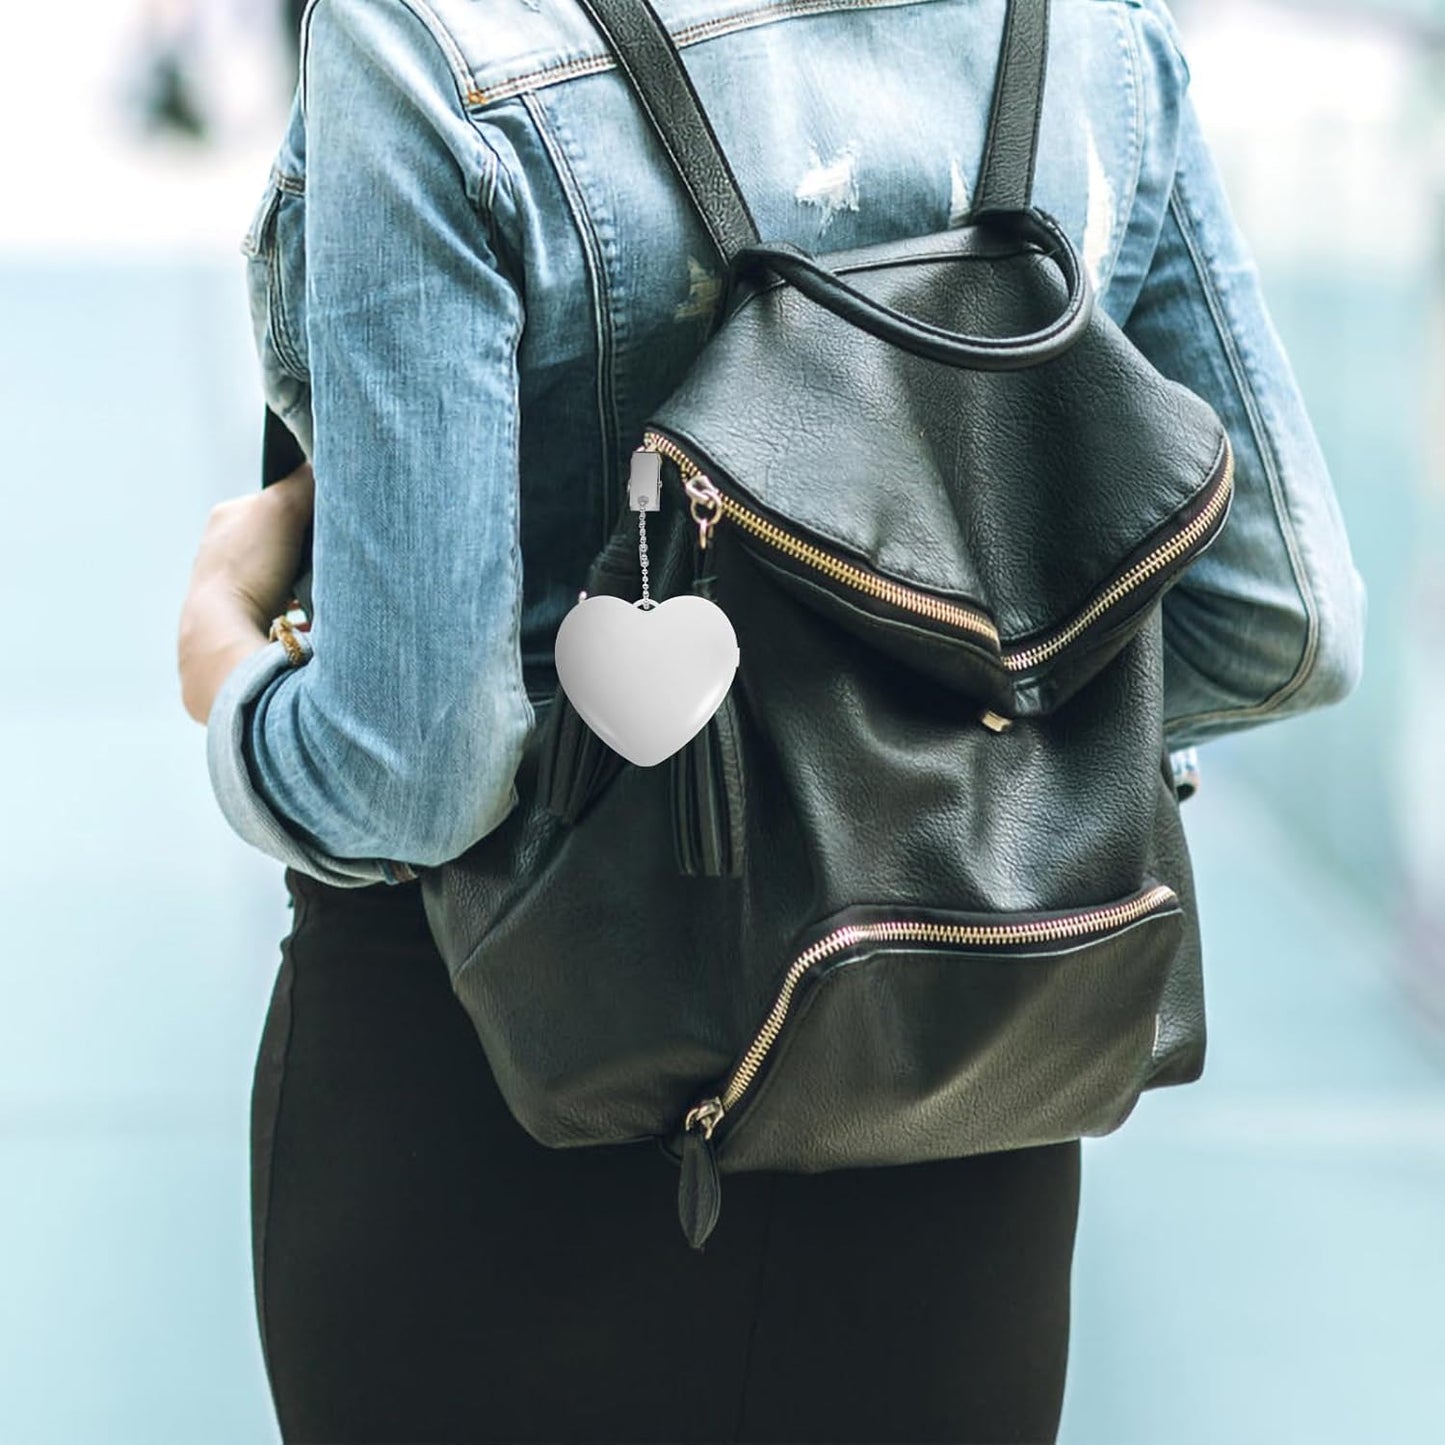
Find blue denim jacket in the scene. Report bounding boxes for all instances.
[207,0,1367,888]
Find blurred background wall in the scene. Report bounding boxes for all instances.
[0,1,1440,1441]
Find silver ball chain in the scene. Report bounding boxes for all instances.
[635,507,659,610]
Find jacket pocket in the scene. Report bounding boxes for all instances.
[242,169,311,412]
[241,168,285,259]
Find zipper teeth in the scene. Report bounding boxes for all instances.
[642,431,999,646]
[717,882,1179,1114]
[640,428,1235,674]
[1003,438,1235,671]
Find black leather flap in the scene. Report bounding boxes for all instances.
[647,223,1231,716]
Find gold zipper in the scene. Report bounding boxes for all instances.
[1005,436,1235,670]
[640,429,1000,648]
[682,882,1180,1142]
[639,427,1234,675]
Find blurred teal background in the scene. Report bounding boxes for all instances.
[0,1,1441,1441]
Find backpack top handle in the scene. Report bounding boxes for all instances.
[570,0,1093,372]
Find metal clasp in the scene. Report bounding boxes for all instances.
[684,475,724,550]
[684,1097,725,1139]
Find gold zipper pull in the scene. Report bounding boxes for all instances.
[638,428,726,551]
[684,1096,725,1137]
[684,474,724,551]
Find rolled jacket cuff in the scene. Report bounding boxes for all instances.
[205,633,415,888]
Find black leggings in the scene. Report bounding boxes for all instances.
[251,866,1082,1444]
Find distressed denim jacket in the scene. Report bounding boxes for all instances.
[207,0,1368,888]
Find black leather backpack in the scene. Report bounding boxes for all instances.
[418,0,1234,1249]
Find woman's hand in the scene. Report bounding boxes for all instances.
[177,464,316,725]
[187,463,315,625]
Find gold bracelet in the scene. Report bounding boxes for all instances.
[268,613,308,667]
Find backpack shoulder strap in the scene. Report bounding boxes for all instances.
[571,0,1052,262]
[968,0,1051,218]
[570,0,762,262]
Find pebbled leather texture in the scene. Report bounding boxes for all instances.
[419,0,1222,1245]
[652,222,1231,717]
[421,537,1210,1155]
[697,895,1186,1173]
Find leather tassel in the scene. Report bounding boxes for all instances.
[677,1125,723,1250]
[670,569,746,877]
[538,683,625,824]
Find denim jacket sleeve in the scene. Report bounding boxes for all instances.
[1123,0,1368,751]
[205,0,534,886]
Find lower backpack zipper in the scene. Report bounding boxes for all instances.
[670,881,1180,1249]
[637,427,1234,677]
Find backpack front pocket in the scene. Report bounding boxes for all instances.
[663,880,1184,1248]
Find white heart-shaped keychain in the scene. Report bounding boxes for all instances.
[556,593,738,766]
[554,446,739,768]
